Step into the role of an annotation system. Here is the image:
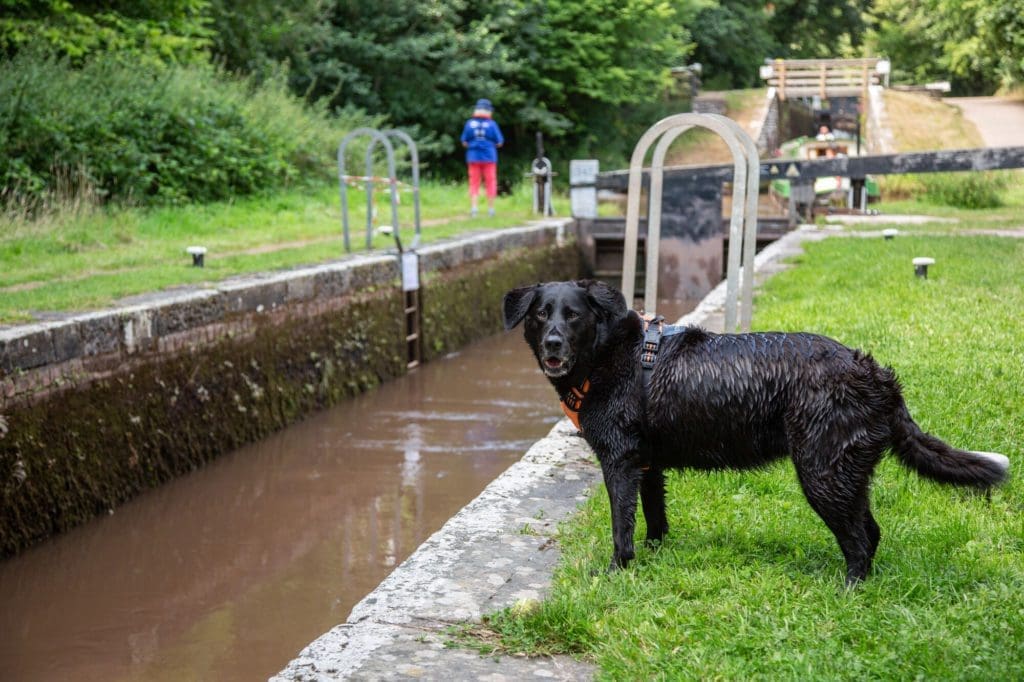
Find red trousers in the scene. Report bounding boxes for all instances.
[467,162,497,199]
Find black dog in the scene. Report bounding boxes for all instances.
[503,279,1009,585]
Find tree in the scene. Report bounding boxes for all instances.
[690,0,776,89]
[767,0,866,58]
[865,0,1024,94]
[0,0,212,64]
[487,0,695,166]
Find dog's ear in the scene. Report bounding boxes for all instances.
[503,284,539,330]
[578,279,628,320]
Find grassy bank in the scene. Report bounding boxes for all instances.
[482,230,1024,678]
[0,181,538,323]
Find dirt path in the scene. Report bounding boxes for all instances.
[946,97,1024,147]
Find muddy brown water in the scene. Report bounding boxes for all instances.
[0,298,695,682]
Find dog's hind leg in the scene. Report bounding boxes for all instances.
[602,462,643,571]
[793,451,880,586]
[640,468,669,546]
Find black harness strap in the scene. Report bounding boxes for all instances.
[640,314,686,393]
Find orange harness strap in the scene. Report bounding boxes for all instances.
[560,378,590,432]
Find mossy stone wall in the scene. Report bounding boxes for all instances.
[420,243,582,361]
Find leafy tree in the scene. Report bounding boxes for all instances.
[969,0,1024,90]
[0,0,212,64]
[689,0,866,91]
[205,0,326,82]
[767,0,866,58]
[209,0,695,174]
[690,0,776,89]
[865,0,1024,94]
[279,0,516,174]
[437,0,695,170]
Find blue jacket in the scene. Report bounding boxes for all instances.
[461,116,504,163]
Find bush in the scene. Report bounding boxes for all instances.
[878,171,1010,208]
[0,49,380,207]
[919,171,1009,209]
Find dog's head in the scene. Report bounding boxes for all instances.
[502,279,628,379]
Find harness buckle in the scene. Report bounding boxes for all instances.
[640,314,665,370]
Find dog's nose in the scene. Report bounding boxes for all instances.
[543,335,563,353]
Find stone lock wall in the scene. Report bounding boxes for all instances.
[0,222,579,556]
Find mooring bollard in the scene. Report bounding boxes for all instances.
[913,256,935,278]
[186,246,207,267]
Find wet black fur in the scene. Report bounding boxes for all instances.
[503,279,1008,585]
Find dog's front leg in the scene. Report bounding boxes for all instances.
[601,460,643,571]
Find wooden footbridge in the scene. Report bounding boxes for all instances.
[760,58,889,100]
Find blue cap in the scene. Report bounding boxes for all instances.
[474,98,494,112]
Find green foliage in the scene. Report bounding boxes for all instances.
[767,0,866,57]
[205,0,324,81]
[207,0,695,174]
[499,0,694,168]
[918,171,1010,209]
[0,49,374,206]
[690,0,775,89]
[692,0,866,89]
[0,0,213,64]
[866,0,1024,94]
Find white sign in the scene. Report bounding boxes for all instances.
[569,159,599,186]
[401,252,419,292]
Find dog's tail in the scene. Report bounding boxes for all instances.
[889,398,1009,488]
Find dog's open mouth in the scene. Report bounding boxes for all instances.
[542,356,570,377]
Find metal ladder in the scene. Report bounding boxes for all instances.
[621,113,760,332]
[337,128,423,369]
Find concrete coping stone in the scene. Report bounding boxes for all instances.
[273,225,825,680]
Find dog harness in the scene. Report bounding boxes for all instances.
[559,379,590,431]
[559,313,685,433]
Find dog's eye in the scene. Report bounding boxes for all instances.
[566,310,580,321]
[535,309,548,321]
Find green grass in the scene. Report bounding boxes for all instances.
[836,172,1024,234]
[482,234,1024,679]
[0,180,540,322]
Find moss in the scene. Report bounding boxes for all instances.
[0,240,581,556]
[420,243,582,361]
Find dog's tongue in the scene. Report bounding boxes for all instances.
[545,358,562,369]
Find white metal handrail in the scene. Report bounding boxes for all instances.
[621,113,759,331]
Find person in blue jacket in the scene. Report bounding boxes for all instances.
[460,98,504,217]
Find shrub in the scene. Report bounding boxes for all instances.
[878,171,1010,209]
[918,171,1009,209]
[0,49,380,207]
